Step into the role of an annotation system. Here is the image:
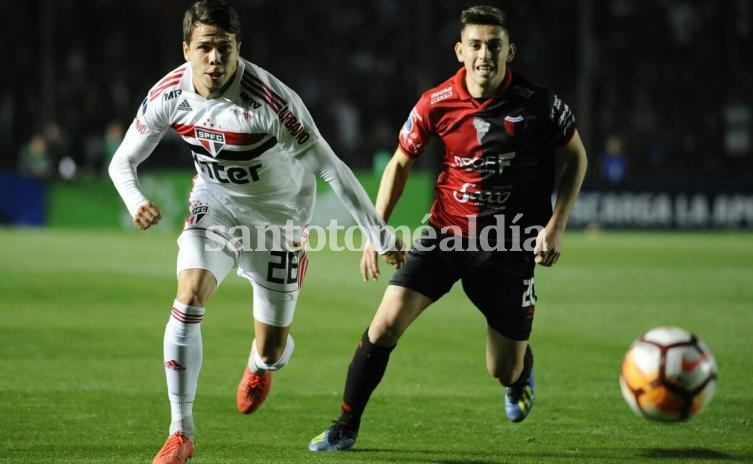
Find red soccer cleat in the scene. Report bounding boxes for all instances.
[152,431,194,464]
[236,367,272,414]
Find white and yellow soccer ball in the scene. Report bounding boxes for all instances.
[619,326,717,422]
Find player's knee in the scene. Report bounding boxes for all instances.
[368,320,402,346]
[176,290,207,307]
[176,270,216,307]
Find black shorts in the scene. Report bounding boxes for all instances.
[389,227,537,340]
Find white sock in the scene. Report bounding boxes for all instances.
[164,300,205,438]
[249,334,294,374]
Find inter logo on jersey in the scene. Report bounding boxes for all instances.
[195,128,226,156]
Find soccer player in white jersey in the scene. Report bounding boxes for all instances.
[108,1,405,463]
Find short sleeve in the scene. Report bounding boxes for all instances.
[547,93,577,147]
[135,94,171,135]
[398,96,433,158]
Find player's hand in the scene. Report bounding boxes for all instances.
[360,239,407,282]
[133,200,162,230]
[360,241,380,282]
[382,238,407,268]
[533,224,563,267]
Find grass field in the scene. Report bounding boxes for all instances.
[1,227,752,463]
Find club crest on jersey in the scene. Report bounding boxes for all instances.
[473,117,491,144]
[186,202,209,225]
[504,115,525,136]
[195,128,226,156]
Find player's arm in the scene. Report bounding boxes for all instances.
[108,121,165,230]
[361,147,415,280]
[534,130,587,266]
[295,139,405,268]
[374,147,414,224]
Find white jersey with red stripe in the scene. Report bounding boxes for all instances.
[110,57,395,252]
[137,58,318,226]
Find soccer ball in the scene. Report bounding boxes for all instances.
[619,326,717,422]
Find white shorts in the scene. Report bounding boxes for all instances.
[176,184,310,327]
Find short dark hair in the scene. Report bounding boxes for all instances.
[459,5,509,37]
[183,0,242,43]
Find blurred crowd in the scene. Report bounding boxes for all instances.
[5,0,752,184]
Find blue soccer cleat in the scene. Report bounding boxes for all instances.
[505,368,535,422]
[308,420,358,452]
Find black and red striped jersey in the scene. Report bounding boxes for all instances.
[398,67,576,240]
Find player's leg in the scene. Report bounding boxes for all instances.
[153,224,236,464]
[308,285,432,451]
[236,283,298,414]
[462,251,536,423]
[348,285,433,418]
[309,232,459,451]
[235,246,304,414]
[486,328,535,422]
[163,268,218,437]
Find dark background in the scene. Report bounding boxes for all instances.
[4,0,752,184]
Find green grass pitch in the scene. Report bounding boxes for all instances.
[1,227,752,463]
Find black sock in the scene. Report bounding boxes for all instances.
[339,329,395,428]
[508,344,534,388]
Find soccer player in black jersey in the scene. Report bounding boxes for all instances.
[309,4,587,451]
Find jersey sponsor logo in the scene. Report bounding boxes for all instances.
[453,152,516,179]
[134,116,148,135]
[195,128,226,156]
[276,105,311,144]
[473,117,491,143]
[453,182,512,208]
[230,108,253,120]
[176,99,192,111]
[164,89,183,101]
[192,153,262,184]
[240,92,262,109]
[504,115,524,136]
[430,86,453,104]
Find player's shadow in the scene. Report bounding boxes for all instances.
[642,448,738,460]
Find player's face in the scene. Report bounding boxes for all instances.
[455,24,515,98]
[183,23,240,99]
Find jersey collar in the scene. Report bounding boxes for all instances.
[452,67,513,101]
[220,58,245,100]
